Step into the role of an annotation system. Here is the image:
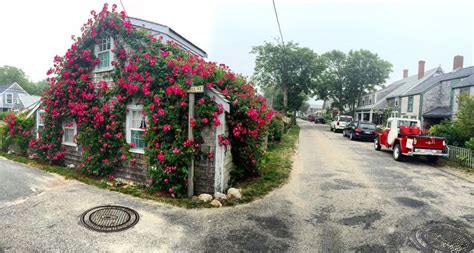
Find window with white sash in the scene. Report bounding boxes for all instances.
[95,37,114,71]
[126,104,146,153]
[62,121,77,146]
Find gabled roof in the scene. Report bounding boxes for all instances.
[423,106,452,118]
[452,72,474,89]
[0,84,11,93]
[386,67,443,98]
[405,66,474,96]
[128,17,207,58]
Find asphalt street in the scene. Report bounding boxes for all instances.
[0,120,473,252]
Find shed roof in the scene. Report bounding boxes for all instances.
[17,94,41,109]
[423,106,452,118]
[128,17,207,58]
[405,66,474,96]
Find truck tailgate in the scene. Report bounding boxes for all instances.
[414,137,445,149]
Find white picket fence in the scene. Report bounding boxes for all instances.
[446,145,474,168]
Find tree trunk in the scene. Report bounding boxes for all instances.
[282,85,288,115]
[292,110,297,126]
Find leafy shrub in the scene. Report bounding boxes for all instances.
[0,111,8,120]
[269,114,284,142]
[3,112,34,153]
[429,95,473,148]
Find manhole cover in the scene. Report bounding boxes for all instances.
[410,222,473,252]
[80,205,139,233]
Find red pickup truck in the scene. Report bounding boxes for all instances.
[374,118,448,163]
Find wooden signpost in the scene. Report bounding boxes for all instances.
[187,85,204,197]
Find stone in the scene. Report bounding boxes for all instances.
[214,192,227,201]
[227,188,242,200]
[198,193,213,202]
[210,199,222,208]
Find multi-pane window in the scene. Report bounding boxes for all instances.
[62,122,77,146]
[407,96,414,112]
[6,93,13,104]
[127,104,146,152]
[96,37,112,70]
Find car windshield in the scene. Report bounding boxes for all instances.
[359,123,376,129]
[339,116,352,122]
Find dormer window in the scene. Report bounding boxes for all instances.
[95,37,113,71]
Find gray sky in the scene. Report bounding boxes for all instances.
[1,0,473,92]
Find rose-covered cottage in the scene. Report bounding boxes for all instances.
[30,4,272,197]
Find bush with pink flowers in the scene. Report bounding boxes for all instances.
[28,4,272,197]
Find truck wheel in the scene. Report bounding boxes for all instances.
[374,137,381,150]
[393,144,403,161]
[427,156,439,164]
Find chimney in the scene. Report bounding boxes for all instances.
[418,60,425,80]
[403,69,409,78]
[453,55,464,70]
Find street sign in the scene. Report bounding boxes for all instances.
[188,85,204,93]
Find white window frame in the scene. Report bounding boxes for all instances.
[94,37,114,72]
[62,121,77,147]
[126,104,146,154]
[5,92,13,105]
[36,109,45,139]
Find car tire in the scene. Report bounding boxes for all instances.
[427,156,439,164]
[374,137,381,151]
[393,144,403,161]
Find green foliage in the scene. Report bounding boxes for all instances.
[0,65,48,95]
[252,41,325,113]
[0,111,8,120]
[269,114,284,142]
[429,95,474,148]
[317,50,392,114]
[3,112,34,153]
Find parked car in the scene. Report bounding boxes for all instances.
[330,115,352,132]
[308,114,316,122]
[314,117,326,124]
[374,118,448,163]
[343,121,376,141]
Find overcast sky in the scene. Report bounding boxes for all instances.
[1,0,473,95]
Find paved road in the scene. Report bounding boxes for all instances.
[0,121,473,252]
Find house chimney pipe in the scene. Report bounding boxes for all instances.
[418,60,425,80]
[453,55,464,70]
[403,69,408,78]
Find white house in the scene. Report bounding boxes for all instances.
[0,82,29,112]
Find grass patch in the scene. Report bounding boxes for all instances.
[0,125,300,208]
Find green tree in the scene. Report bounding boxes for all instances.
[252,41,325,119]
[316,50,347,112]
[344,50,392,115]
[0,65,47,95]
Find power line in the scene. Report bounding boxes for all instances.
[272,0,285,45]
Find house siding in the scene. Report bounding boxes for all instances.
[422,80,451,116]
[0,83,28,110]
[400,95,420,119]
[452,86,474,117]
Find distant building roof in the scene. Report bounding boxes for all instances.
[452,73,474,89]
[386,67,443,98]
[17,94,41,109]
[128,17,207,58]
[405,66,474,96]
[423,106,452,118]
[0,84,11,93]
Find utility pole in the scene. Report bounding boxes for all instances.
[187,85,204,198]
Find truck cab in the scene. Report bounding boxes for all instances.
[374,118,448,163]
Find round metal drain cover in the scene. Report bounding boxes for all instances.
[81,205,139,233]
[411,223,473,252]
